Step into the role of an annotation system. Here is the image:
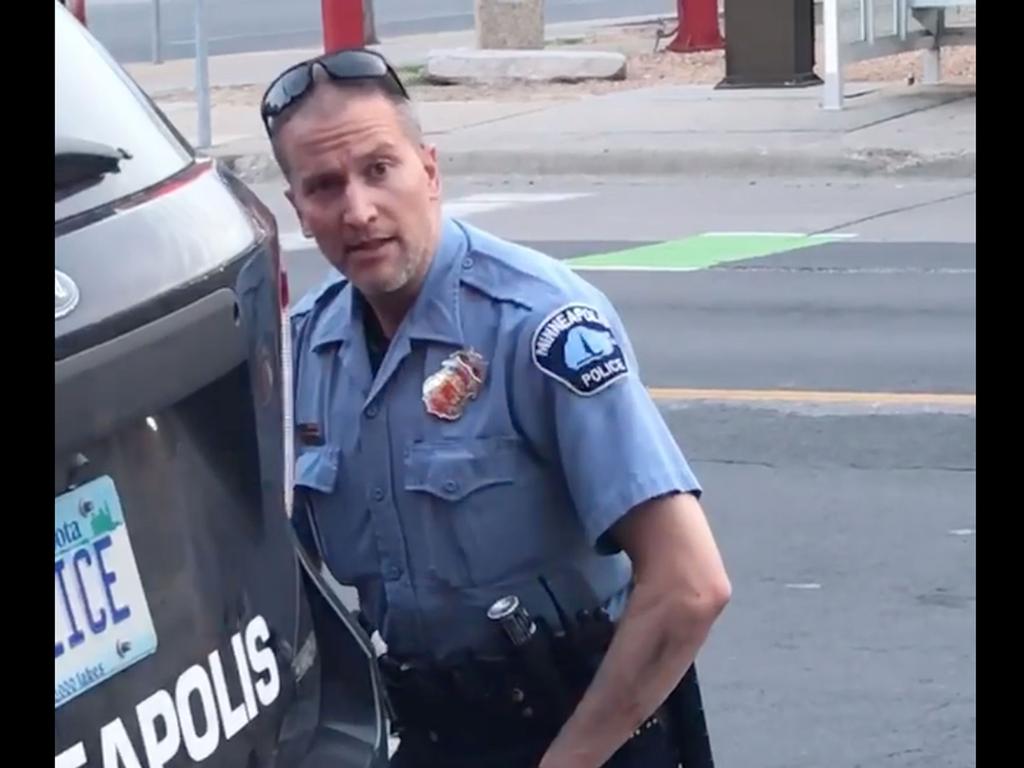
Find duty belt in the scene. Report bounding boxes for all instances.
[380,652,563,748]
[378,595,712,767]
[379,645,665,757]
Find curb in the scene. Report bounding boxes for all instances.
[217,146,976,184]
[437,148,976,179]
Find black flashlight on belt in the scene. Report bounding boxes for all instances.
[488,595,572,721]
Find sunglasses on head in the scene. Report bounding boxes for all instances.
[260,48,410,136]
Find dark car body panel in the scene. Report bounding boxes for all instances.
[54,4,387,765]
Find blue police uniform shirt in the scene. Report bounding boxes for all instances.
[290,217,702,661]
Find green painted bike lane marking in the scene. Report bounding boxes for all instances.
[567,233,850,271]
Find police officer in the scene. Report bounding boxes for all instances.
[262,49,731,768]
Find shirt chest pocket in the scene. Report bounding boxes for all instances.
[404,437,544,587]
[295,447,378,583]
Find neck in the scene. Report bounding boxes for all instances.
[365,288,417,339]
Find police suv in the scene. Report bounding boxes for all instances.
[55,3,387,765]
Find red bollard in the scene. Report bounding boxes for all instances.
[667,0,724,53]
[66,0,87,26]
[322,0,365,53]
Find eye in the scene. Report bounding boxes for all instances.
[368,160,390,179]
[306,176,339,195]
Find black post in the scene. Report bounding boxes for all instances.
[717,0,822,88]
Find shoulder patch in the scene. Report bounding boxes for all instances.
[531,303,629,396]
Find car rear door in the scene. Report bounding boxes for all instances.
[55,4,388,765]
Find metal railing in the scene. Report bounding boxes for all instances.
[821,0,977,110]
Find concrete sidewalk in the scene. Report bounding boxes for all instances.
[123,16,670,94]
[127,25,976,181]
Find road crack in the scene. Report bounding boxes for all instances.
[811,189,976,236]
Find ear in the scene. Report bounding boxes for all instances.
[284,186,313,239]
[421,143,441,201]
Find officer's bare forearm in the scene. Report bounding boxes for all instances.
[539,580,716,767]
[539,493,730,768]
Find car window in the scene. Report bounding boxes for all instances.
[55,2,193,222]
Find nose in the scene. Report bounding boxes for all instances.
[341,180,377,228]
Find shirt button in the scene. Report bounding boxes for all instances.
[443,479,459,495]
[385,565,403,581]
[462,257,474,270]
[365,403,379,419]
[372,487,386,502]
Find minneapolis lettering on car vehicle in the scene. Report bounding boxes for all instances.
[54,615,281,768]
[532,303,630,396]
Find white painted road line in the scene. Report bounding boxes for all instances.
[445,192,590,218]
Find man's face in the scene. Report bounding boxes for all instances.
[278,86,441,298]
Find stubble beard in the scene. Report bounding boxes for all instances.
[358,246,425,300]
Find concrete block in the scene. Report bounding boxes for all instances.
[474,0,544,50]
[425,49,628,84]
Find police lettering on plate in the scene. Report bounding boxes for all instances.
[532,303,630,396]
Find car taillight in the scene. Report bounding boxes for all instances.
[148,159,214,200]
[280,267,290,310]
[110,159,214,216]
[261,219,294,521]
[278,251,295,520]
[216,161,295,519]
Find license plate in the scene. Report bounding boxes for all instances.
[54,476,158,709]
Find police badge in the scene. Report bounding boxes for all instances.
[422,349,487,420]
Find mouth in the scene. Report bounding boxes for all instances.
[347,237,397,258]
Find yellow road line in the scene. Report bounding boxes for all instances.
[647,388,976,407]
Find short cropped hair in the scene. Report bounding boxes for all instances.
[270,70,423,179]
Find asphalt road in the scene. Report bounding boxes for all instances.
[86,0,676,63]
[286,239,975,394]
[272,176,976,768]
